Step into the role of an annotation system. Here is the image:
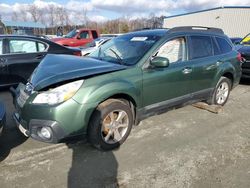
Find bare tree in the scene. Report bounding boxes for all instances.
[19,9,28,21]
[11,11,18,21]
[27,4,41,22]
[47,4,56,27]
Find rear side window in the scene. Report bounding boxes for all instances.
[37,42,47,52]
[190,36,213,59]
[215,37,232,54]
[91,31,98,39]
[0,40,2,55]
[9,40,37,53]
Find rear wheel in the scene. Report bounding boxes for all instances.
[208,77,232,106]
[88,99,133,150]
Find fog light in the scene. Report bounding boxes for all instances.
[40,127,52,139]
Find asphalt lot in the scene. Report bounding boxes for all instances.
[0,81,250,188]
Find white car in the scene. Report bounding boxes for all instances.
[81,37,112,56]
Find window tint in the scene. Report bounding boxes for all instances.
[156,37,186,64]
[190,36,213,59]
[0,40,2,55]
[9,40,37,53]
[38,42,47,52]
[91,31,98,39]
[79,31,89,39]
[215,37,232,54]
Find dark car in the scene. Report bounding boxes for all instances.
[13,27,241,150]
[0,35,82,87]
[230,37,242,45]
[235,33,250,78]
[0,101,6,135]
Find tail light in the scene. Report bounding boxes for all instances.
[237,52,244,63]
[73,51,82,56]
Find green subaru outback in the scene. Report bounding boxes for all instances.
[13,27,242,150]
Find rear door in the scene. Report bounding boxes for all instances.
[3,38,48,84]
[187,35,219,96]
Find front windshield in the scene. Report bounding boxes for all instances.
[88,35,161,65]
[64,29,78,38]
[241,34,250,45]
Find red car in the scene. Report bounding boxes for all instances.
[51,29,100,47]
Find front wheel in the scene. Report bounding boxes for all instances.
[209,77,232,106]
[88,99,133,150]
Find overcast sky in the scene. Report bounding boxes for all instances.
[1,0,250,23]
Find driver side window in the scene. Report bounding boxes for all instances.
[79,31,89,39]
[156,37,186,64]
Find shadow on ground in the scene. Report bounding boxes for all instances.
[0,90,28,162]
[67,141,118,188]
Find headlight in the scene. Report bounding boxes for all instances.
[33,80,84,105]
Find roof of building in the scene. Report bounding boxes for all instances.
[1,20,45,28]
[165,6,250,19]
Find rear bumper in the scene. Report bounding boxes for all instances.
[0,102,6,135]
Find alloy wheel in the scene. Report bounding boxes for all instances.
[101,110,129,144]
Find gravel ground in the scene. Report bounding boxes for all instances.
[0,82,250,188]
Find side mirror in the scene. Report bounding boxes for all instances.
[150,56,169,68]
[76,36,81,39]
[234,41,240,45]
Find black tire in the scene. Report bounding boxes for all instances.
[87,99,133,150]
[207,77,232,106]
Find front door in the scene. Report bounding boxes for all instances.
[76,31,92,46]
[143,37,193,109]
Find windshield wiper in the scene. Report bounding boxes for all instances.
[109,48,124,65]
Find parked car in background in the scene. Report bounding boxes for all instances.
[81,37,113,56]
[0,35,82,87]
[230,37,242,45]
[100,34,122,37]
[0,101,5,136]
[51,29,100,47]
[234,33,250,78]
[13,27,241,150]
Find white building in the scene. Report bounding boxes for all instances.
[163,6,250,37]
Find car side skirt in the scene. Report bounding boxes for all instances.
[136,88,213,123]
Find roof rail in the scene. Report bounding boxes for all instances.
[168,26,224,34]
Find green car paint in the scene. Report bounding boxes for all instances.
[13,28,242,143]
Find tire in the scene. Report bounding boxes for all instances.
[208,77,232,106]
[87,99,133,150]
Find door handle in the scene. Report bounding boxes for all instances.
[36,54,45,59]
[182,67,192,74]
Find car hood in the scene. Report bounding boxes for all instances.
[30,54,127,91]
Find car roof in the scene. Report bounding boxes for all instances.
[0,34,50,42]
[127,29,168,37]
[122,27,226,39]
